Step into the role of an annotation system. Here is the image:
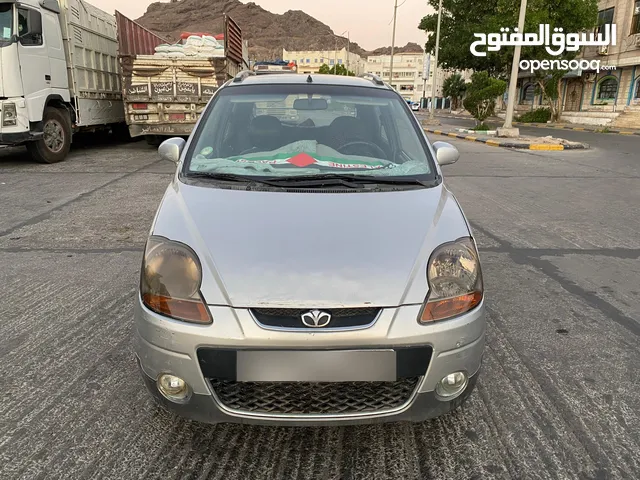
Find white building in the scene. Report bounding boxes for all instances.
[283,48,366,75]
[364,52,446,103]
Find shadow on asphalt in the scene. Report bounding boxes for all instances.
[0,131,147,166]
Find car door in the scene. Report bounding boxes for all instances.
[16,6,51,123]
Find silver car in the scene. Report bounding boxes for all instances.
[136,72,485,426]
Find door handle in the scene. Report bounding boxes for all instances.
[45,75,51,81]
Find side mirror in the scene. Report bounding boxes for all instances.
[432,141,460,166]
[158,137,186,164]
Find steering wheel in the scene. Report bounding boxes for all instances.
[337,141,387,159]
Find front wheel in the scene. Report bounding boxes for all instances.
[27,107,72,164]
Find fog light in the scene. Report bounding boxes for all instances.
[157,374,190,402]
[436,371,468,399]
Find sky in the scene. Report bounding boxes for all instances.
[91,0,433,51]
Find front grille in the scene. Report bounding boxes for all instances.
[210,377,420,415]
[251,307,381,329]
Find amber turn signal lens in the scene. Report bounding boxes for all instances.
[142,293,211,324]
[420,291,483,323]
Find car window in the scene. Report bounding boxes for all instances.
[186,84,434,178]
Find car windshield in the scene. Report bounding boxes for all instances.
[0,4,13,43]
[184,83,436,180]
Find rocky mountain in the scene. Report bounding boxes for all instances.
[369,42,425,56]
[136,0,423,60]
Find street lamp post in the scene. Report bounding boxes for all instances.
[389,0,399,87]
[499,0,528,135]
[346,31,350,74]
[335,30,349,75]
[429,0,443,119]
[423,53,431,108]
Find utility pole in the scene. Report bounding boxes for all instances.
[389,0,399,88]
[337,30,348,75]
[334,36,338,75]
[347,31,350,75]
[423,53,430,108]
[429,0,443,119]
[499,0,528,136]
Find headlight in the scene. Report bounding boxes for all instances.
[140,236,212,324]
[419,237,483,323]
[3,103,17,127]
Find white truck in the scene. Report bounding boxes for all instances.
[0,0,156,163]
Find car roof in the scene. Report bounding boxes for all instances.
[227,72,392,90]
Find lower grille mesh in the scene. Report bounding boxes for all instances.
[210,378,420,415]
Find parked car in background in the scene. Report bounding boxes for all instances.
[135,71,485,426]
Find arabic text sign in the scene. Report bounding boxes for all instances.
[470,24,616,57]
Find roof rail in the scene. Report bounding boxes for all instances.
[233,70,257,83]
[360,73,385,86]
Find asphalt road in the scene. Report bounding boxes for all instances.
[0,131,639,479]
[432,114,640,154]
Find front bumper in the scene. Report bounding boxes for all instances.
[0,131,43,145]
[135,297,486,425]
[139,358,480,426]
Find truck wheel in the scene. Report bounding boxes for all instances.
[145,135,163,147]
[112,123,133,143]
[27,107,72,164]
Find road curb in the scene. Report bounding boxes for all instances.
[431,114,640,136]
[512,122,640,136]
[424,128,588,151]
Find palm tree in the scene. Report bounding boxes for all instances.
[443,73,467,110]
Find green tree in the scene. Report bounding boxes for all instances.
[318,63,355,76]
[419,0,598,78]
[532,70,566,122]
[463,71,507,126]
[522,0,598,121]
[442,73,467,110]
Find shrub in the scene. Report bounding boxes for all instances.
[463,72,507,126]
[517,108,551,123]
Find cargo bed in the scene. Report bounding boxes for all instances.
[117,14,248,138]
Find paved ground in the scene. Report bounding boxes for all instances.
[430,114,640,152]
[0,131,639,479]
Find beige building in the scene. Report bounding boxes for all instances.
[364,52,446,104]
[282,48,366,75]
[561,0,640,127]
[514,0,640,127]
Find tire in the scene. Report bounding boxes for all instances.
[27,107,72,164]
[145,135,163,147]
[112,122,133,143]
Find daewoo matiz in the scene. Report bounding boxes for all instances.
[135,72,485,426]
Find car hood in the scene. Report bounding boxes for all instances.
[151,181,472,308]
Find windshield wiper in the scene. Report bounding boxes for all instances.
[263,174,436,188]
[185,172,436,189]
[184,172,288,188]
[259,174,366,189]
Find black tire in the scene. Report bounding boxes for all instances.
[145,135,163,147]
[27,107,72,164]
[112,122,133,143]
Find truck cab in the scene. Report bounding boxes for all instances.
[0,0,72,162]
[1,0,128,163]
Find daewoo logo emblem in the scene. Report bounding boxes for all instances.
[301,310,332,328]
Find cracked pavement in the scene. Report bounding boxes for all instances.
[0,131,638,479]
